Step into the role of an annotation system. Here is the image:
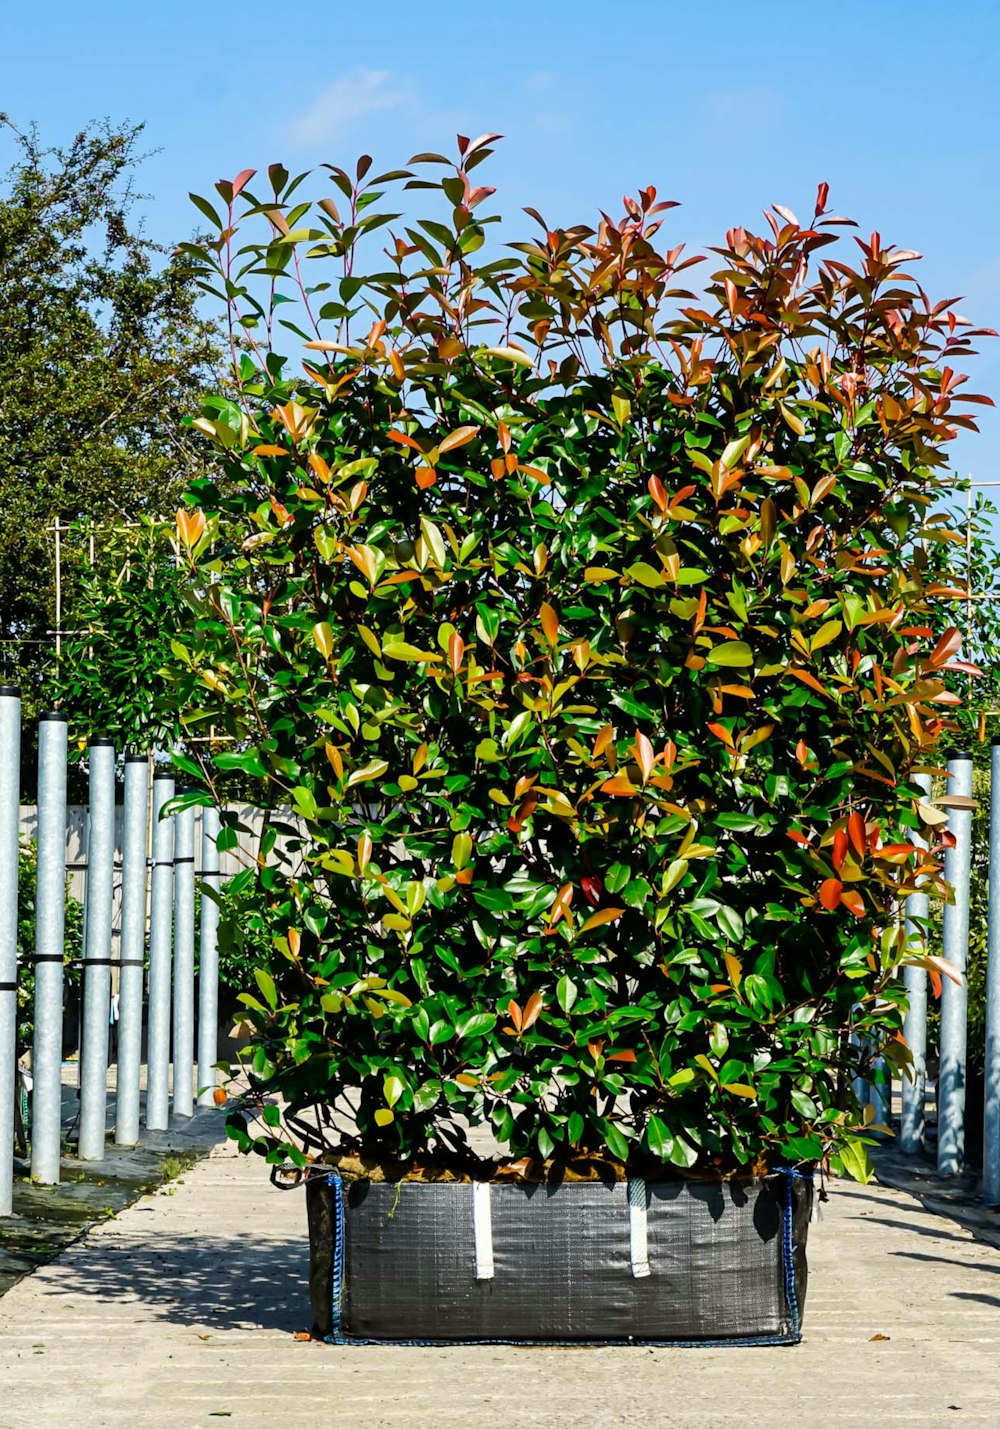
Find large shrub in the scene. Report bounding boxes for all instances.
[168,140,991,1179]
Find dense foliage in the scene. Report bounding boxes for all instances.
[169,139,992,1179]
[0,117,218,729]
[49,517,188,753]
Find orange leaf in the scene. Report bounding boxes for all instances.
[448,632,465,674]
[927,626,962,669]
[848,810,866,858]
[601,775,639,796]
[787,667,831,697]
[879,843,915,864]
[633,730,655,782]
[648,475,668,511]
[176,508,206,549]
[516,463,551,485]
[388,428,425,453]
[840,889,865,917]
[707,721,734,748]
[593,723,614,758]
[539,602,560,646]
[438,424,480,453]
[578,907,625,934]
[819,878,843,911]
[415,466,437,490]
[251,444,289,458]
[832,828,848,871]
[724,951,742,988]
[522,992,544,1031]
[606,1048,637,1063]
[507,999,523,1032]
[911,954,963,987]
[308,452,331,483]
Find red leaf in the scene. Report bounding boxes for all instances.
[232,167,256,198]
[928,626,963,669]
[465,132,504,157]
[819,878,842,911]
[581,875,603,907]
[848,811,866,858]
[832,829,848,871]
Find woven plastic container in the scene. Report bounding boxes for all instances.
[306,1169,812,1346]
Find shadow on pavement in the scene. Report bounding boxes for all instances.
[32,1222,312,1335]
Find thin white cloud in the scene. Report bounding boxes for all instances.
[288,68,410,146]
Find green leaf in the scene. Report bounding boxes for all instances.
[254,969,277,1011]
[603,1122,630,1162]
[645,1113,673,1158]
[556,975,578,1014]
[838,1139,874,1184]
[790,1089,819,1119]
[382,641,442,662]
[605,862,632,894]
[705,642,753,668]
[347,759,389,786]
[716,905,744,941]
[626,562,664,588]
[455,1012,495,1039]
[383,1074,405,1107]
[666,1135,699,1169]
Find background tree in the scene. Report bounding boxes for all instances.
[0,115,219,736]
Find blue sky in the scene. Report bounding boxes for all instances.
[7,0,1000,479]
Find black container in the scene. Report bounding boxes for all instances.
[306,1170,811,1346]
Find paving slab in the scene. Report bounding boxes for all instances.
[0,1143,998,1428]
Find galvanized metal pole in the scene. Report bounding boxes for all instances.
[145,773,174,1132]
[938,750,974,1177]
[901,770,933,1156]
[0,688,21,1215]
[114,755,148,1147]
[984,741,1000,1203]
[78,739,115,1161]
[197,806,221,1108]
[31,713,68,1185]
[172,801,196,1120]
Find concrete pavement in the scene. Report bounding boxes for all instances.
[0,1142,999,1427]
